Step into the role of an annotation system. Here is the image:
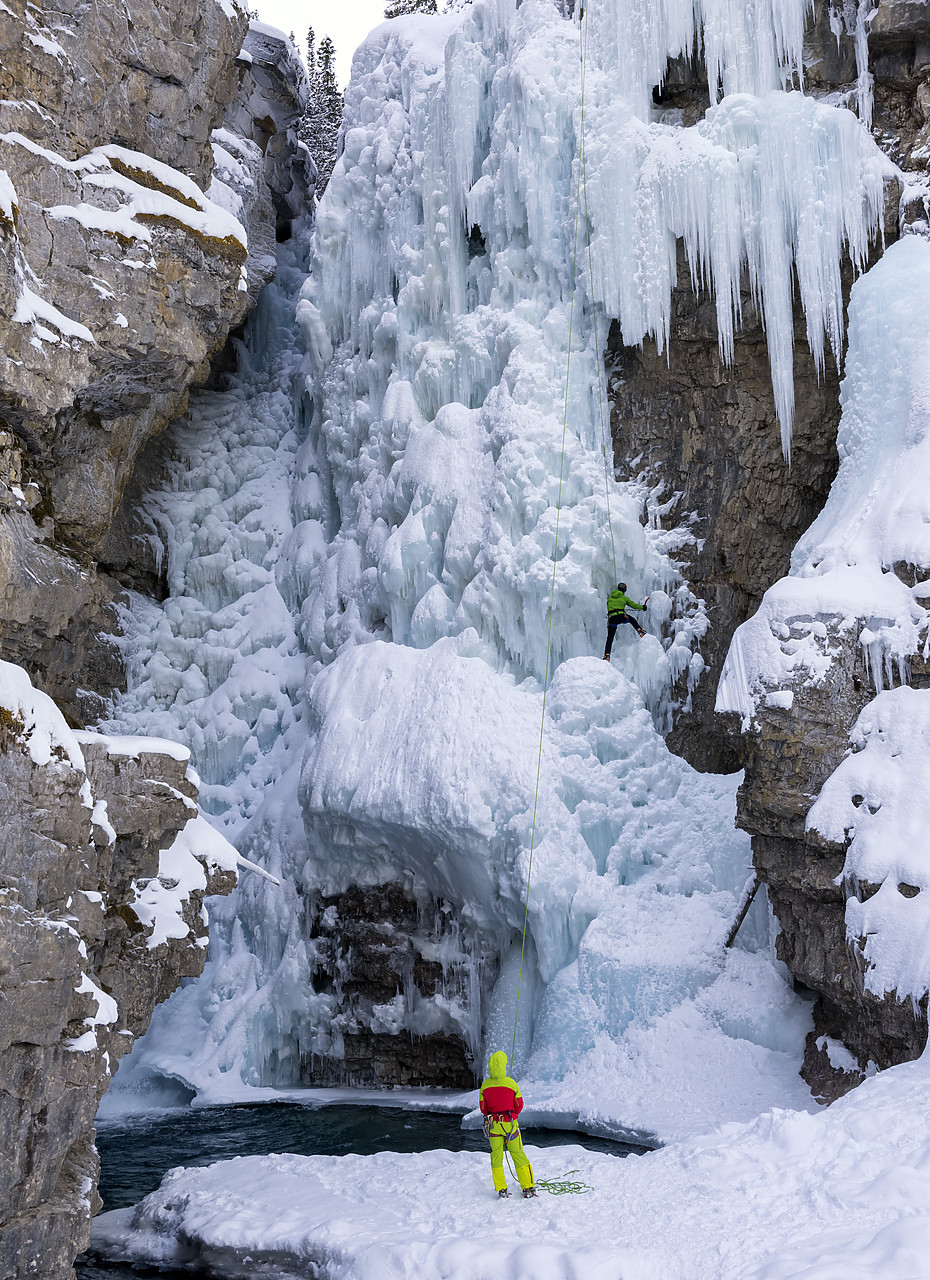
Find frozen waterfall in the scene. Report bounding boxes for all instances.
[103,0,891,1140]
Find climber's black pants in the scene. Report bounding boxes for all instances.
[604,614,643,658]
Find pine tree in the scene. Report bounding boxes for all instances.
[384,0,437,17]
[299,27,344,193]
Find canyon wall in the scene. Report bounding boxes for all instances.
[0,671,238,1277]
[611,0,930,1093]
[0,4,311,1274]
[0,0,310,723]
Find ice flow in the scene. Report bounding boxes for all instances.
[103,0,889,1138]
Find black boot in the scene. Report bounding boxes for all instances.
[499,1189,511,1199]
[523,1186,538,1199]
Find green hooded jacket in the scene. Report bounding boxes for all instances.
[607,589,644,618]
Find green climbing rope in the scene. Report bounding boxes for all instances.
[504,1148,593,1196]
[535,1169,594,1196]
[580,7,617,584]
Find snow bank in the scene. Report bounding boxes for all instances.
[1,135,248,251]
[807,685,930,1006]
[12,282,95,346]
[0,168,16,224]
[91,1054,930,1280]
[0,656,85,771]
[717,235,930,726]
[74,729,192,764]
[130,814,239,950]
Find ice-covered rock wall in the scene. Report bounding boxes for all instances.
[0,3,309,722]
[104,0,899,1140]
[717,232,930,1097]
[284,0,889,1126]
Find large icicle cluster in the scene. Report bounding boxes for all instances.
[105,0,892,1137]
[585,89,891,449]
[581,0,892,451]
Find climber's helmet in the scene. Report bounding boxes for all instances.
[617,582,627,592]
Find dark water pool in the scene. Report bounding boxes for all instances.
[77,1102,642,1276]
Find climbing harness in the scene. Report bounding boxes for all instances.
[484,1113,520,1144]
[509,0,607,1076]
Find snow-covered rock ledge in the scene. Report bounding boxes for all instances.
[90,1055,930,1280]
[0,660,238,1279]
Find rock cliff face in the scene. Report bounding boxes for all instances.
[303,885,496,1090]
[724,657,930,1101]
[0,1,310,723]
[0,6,310,1276]
[607,277,847,773]
[0,668,237,1279]
[615,0,930,1094]
[609,4,915,774]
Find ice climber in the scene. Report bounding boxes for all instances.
[603,581,646,659]
[478,1050,537,1199]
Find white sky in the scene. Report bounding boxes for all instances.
[254,0,388,87]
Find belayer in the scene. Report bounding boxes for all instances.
[478,1051,537,1199]
[603,581,647,659]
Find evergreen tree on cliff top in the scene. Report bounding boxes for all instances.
[300,29,343,193]
[384,0,437,16]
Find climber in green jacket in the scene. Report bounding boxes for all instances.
[603,581,646,659]
[478,1050,537,1199]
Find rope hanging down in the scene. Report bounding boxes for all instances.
[581,12,617,585]
[509,0,612,1068]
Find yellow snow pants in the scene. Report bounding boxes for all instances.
[487,1120,535,1193]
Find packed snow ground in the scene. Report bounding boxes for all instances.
[93,1054,930,1279]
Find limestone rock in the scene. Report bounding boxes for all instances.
[0,6,311,722]
[717,632,930,1097]
[218,23,314,310]
[604,0,930,1095]
[303,884,497,1089]
[0,0,251,546]
[607,270,845,773]
[0,667,237,1279]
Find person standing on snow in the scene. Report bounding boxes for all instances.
[479,1051,537,1199]
[603,581,646,659]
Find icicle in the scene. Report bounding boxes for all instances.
[853,0,874,132]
